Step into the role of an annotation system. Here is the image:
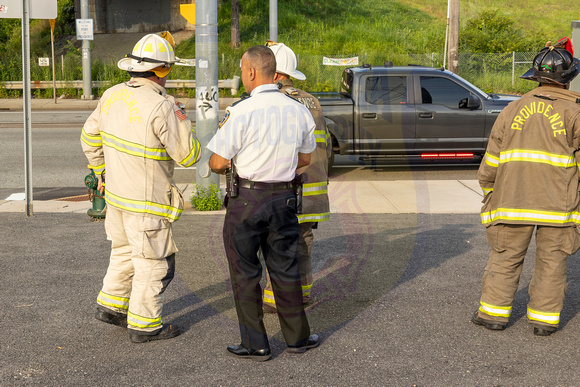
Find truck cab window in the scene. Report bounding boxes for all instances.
[365,76,407,105]
[419,76,471,109]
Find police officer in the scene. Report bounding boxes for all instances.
[207,45,319,361]
[472,42,580,336]
[81,33,201,343]
[262,41,331,312]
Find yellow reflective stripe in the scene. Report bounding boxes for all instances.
[101,131,172,161]
[527,307,559,325]
[127,311,162,329]
[314,130,328,143]
[297,212,330,223]
[303,182,328,196]
[97,291,129,311]
[302,283,312,297]
[81,128,103,147]
[480,301,511,318]
[263,289,276,305]
[90,163,106,175]
[481,207,580,225]
[500,149,576,168]
[264,283,312,305]
[485,152,499,167]
[179,138,201,167]
[105,190,182,221]
[481,187,493,195]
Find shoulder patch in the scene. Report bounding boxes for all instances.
[218,110,231,129]
[174,101,187,121]
[126,80,141,88]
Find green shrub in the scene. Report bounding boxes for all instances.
[189,182,223,211]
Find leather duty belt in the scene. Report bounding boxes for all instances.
[238,178,292,191]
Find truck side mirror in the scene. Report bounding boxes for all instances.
[466,94,481,110]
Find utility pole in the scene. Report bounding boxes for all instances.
[80,0,93,99]
[571,20,580,93]
[447,0,459,74]
[269,0,277,42]
[195,0,220,189]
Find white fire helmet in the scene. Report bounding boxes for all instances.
[117,32,194,78]
[266,41,306,81]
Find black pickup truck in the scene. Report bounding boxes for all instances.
[319,64,519,165]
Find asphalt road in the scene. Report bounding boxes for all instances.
[3,212,580,385]
[0,109,479,194]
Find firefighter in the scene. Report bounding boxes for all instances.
[472,42,580,336]
[261,41,331,312]
[81,33,201,343]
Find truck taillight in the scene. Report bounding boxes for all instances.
[420,152,474,159]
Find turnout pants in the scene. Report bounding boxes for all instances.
[223,187,311,350]
[264,222,315,308]
[97,206,178,333]
[478,224,580,328]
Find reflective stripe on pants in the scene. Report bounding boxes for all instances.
[479,224,580,327]
[98,206,177,332]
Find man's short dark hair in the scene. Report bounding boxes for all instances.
[245,45,276,78]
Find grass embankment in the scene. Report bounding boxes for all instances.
[1,0,579,97]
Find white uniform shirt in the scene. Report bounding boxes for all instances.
[207,83,316,182]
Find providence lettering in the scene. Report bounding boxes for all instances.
[101,90,141,123]
[511,101,565,136]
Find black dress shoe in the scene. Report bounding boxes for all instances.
[286,334,320,354]
[128,324,181,343]
[226,344,271,362]
[533,325,556,336]
[95,307,127,327]
[471,310,507,331]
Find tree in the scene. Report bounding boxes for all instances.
[231,0,240,48]
[460,9,540,53]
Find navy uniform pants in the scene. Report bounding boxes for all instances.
[223,186,311,349]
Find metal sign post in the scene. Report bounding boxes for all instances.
[77,0,93,100]
[0,0,57,216]
[50,18,56,103]
[21,0,33,216]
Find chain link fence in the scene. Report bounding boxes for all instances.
[290,52,536,94]
[0,50,537,98]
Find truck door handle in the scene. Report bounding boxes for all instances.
[418,112,433,119]
[362,113,377,119]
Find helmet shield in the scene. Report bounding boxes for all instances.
[520,46,580,85]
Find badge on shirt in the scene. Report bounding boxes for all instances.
[218,110,230,129]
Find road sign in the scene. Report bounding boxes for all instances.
[38,57,49,66]
[76,18,93,40]
[180,3,195,24]
[0,0,57,19]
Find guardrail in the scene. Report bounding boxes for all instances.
[0,76,241,95]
